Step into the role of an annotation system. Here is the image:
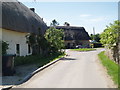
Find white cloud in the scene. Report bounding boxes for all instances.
[80,14,91,17]
[89,17,105,22]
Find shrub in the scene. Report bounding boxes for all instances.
[14,52,65,67]
[2,41,9,55]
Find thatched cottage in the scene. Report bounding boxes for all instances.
[49,26,91,48]
[1,1,47,56]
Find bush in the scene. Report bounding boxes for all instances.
[14,55,41,66]
[14,52,65,67]
[100,20,120,48]
[2,41,9,55]
[45,27,65,53]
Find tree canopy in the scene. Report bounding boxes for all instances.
[50,19,59,26]
[45,27,65,53]
[90,33,101,42]
[64,22,70,26]
[100,20,120,48]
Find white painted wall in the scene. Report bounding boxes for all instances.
[1,28,32,56]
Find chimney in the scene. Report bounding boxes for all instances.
[30,8,35,12]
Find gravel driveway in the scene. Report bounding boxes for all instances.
[2,64,38,85]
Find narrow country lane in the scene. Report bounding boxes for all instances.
[15,48,115,88]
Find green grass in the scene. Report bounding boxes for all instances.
[71,48,96,51]
[14,52,65,68]
[98,51,119,87]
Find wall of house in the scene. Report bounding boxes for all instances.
[78,40,90,46]
[65,40,75,48]
[65,40,90,48]
[2,29,32,56]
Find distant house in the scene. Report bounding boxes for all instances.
[49,26,91,48]
[1,1,47,56]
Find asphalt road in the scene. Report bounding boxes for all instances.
[15,48,115,88]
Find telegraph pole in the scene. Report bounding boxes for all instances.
[91,27,95,48]
[93,27,95,41]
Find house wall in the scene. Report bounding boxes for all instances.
[65,40,90,48]
[2,28,32,56]
[65,40,75,48]
[78,40,90,46]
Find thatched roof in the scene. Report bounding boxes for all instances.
[2,1,47,35]
[48,26,90,40]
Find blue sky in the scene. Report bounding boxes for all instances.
[21,1,118,34]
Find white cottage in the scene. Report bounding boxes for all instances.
[1,1,47,56]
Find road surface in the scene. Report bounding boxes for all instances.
[15,48,115,88]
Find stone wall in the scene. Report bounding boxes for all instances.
[105,43,120,64]
[105,48,114,61]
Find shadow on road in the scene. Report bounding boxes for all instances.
[60,57,76,61]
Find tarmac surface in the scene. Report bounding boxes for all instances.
[14,48,116,88]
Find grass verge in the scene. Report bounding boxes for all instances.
[71,48,96,51]
[14,52,65,68]
[98,51,119,87]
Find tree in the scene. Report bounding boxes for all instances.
[50,19,59,26]
[100,20,120,64]
[100,20,120,48]
[26,28,49,55]
[64,22,70,26]
[26,33,39,55]
[90,33,101,42]
[45,27,65,53]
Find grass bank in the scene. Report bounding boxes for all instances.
[71,48,96,51]
[98,51,119,87]
[14,52,65,68]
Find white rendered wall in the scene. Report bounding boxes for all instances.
[2,29,32,56]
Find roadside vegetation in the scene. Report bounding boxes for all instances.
[100,20,119,48]
[2,41,9,55]
[98,51,119,87]
[14,52,65,68]
[98,20,120,88]
[100,20,120,64]
[71,48,96,51]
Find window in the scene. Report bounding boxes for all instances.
[16,44,20,55]
[28,44,31,54]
